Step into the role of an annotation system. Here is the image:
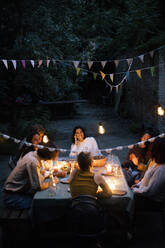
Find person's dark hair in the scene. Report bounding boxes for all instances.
[20,145,35,158]
[30,124,45,135]
[18,131,40,159]
[122,160,135,170]
[26,131,40,143]
[150,137,165,164]
[141,127,156,139]
[77,152,92,171]
[37,141,59,160]
[71,126,86,144]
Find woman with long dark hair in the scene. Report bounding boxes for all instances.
[69,126,101,157]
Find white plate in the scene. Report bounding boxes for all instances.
[60,178,69,184]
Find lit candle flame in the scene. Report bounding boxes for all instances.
[107,164,112,172]
[43,135,49,143]
[157,106,165,116]
[98,123,105,134]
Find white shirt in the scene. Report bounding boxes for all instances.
[69,137,101,157]
[132,164,165,202]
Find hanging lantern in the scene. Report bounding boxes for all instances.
[43,135,49,143]
[157,106,165,116]
[98,122,105,135]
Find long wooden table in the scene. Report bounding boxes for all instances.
[31,157,134,232]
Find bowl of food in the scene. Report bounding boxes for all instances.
[92,155,107,167]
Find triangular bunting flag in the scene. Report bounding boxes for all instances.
[127,58,133,66]
[136,69,142,79]
[30,60,35,67]
[93,72,97,80]
[87,61,93,70]
[100,71,106,80]
[150,66,155,76]
[2,60,8,69]
[126,71,130,81]
[101,61,107,69]
[21,60,26,69]
[110,74,114,82]
[11,60,17,69]
[138,54,144,63]
[73,61,80,69]
[114,60,119,68]
[149,51,154,58]
[76,67,80,76]
[38,60,43,67]
[46,59,50,67]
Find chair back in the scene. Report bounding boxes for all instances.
[69,195,104,237]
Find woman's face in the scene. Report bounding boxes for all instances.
[75,128,84,142]
[32,134,40,145]
[141,133,151,142]
[39,131,44,143]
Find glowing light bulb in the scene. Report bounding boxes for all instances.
[98,123,105,134]
[43,135,49,143]
[157,106,165,116]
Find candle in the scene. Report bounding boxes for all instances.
[106,164,112,173]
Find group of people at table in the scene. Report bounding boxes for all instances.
[3,125,165,217]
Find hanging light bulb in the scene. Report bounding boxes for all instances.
[98,122,105,134]
[157,106,165,116]
[43,135,49,143]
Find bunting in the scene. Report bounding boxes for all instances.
[127,58,133,66]
[110,74,114,82]
[100,71,106,80]
[0,131,164,154]
[87,61,93,70]
[11,60,17,69]
[93,72,97,80]
[150,66,155,76]
[76,67,80,76]
[46,59,50,68]
[0,44,164,72]
[138,54,144,63]
[2,60,8,69]
[136,69,142,79]
[126,71,130,81]
[101,61,107,69]
[30,60,35,67]
[73,61,80,69]
[38,60,43,67]
[21,60,26,69]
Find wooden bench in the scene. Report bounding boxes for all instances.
[0,208,33,248]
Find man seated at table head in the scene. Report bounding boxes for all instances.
[3,142,59,210]
[69,151,112,199]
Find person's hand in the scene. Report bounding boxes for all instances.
[74,135,79,145]
[134,179,140,184]
[131,183,139,189]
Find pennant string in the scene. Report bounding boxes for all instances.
[0,131,164,154]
